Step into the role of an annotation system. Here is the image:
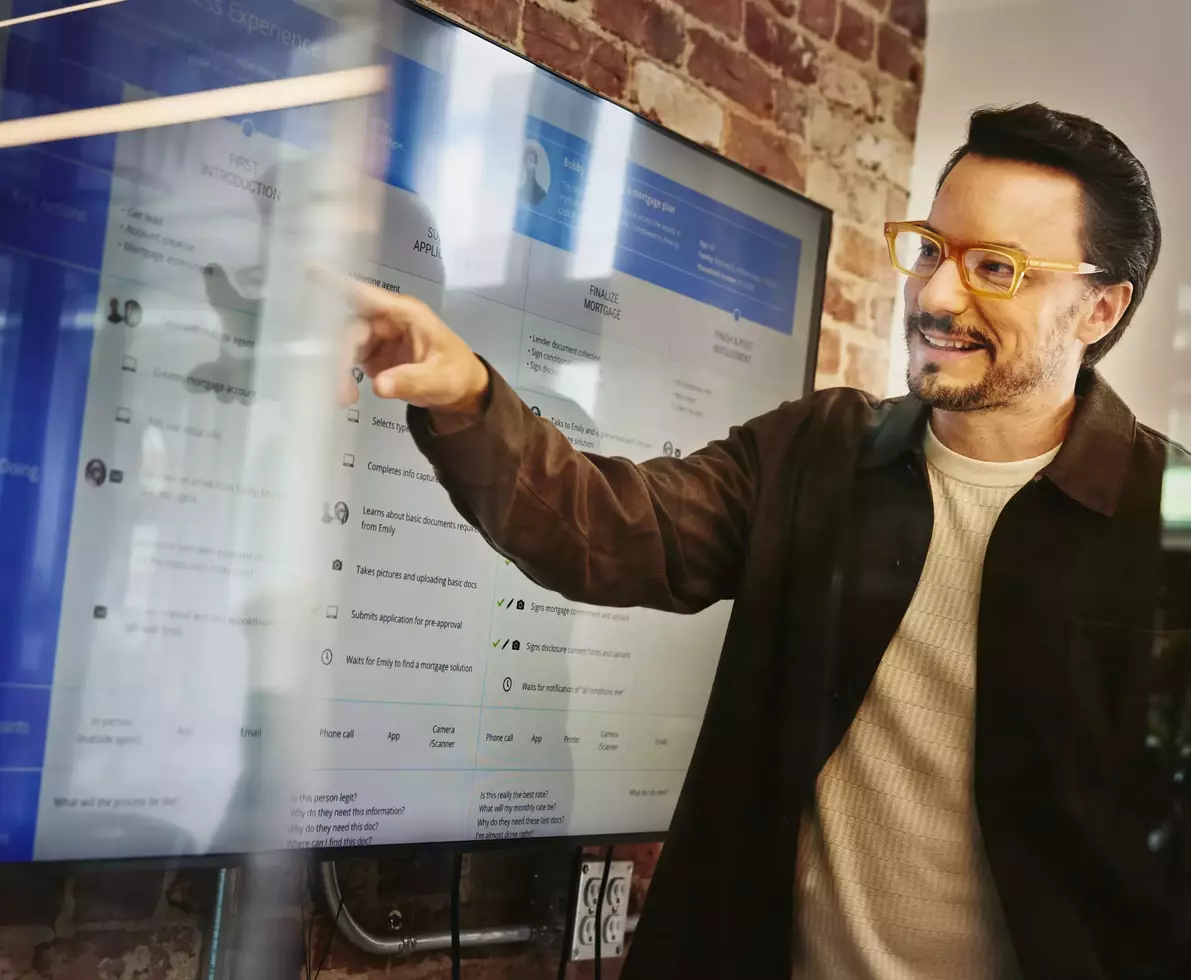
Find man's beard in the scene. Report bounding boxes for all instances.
[904,310,1068,412]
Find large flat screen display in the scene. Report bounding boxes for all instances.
[0,0,830,861]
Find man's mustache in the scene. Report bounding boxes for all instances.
[906,311,993,349]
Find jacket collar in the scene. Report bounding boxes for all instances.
[858,370,1136,517]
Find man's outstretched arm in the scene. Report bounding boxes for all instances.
[339,278,764,613]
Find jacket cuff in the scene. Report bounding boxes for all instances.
[407,360,527,488]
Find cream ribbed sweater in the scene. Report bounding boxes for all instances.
[792,426,1060,980]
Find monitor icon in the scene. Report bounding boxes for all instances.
[326,605,339,620]
[122,356,137,372]
[347,409,360,423]
[115,407,132,424]
[342,453,355,468]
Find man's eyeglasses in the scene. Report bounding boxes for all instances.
[884,221,1104,299]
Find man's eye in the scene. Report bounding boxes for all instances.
[919,241,939,258]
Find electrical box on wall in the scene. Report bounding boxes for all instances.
[570,860,633,962]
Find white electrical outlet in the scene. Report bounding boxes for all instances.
[607,876,628,909]
[579,916,597,945]
[570,860,633,962]
[602,915,624,944]
[583,878,603,908]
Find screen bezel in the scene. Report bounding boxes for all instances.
[3,0,832,870]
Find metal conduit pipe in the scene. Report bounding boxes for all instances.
[320,861,640,958]
[319,860,533,956]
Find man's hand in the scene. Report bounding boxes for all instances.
[338,277,489,415]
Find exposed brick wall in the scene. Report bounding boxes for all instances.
[420,0,926,393]
[0,866,209,980]
[0,3,925,978]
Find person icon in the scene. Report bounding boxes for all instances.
[334,501,350,526]
[84,458,107,487]
[519,143,549,206]
[106,298,123,324]
[123,299,142,327]
[351,366,364,385]
[663,441,674,457]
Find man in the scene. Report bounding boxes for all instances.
[340,104,1189,978]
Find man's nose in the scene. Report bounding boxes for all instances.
[916,257,970,318]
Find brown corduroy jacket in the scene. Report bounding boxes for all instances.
[410,365,1190,980]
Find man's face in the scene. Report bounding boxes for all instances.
[905,154,1094,412]
[524,149,537,179]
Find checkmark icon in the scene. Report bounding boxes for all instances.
[497,598,505,607]
[492,638,502,648]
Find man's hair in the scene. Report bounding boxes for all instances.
[938,103,1161,367]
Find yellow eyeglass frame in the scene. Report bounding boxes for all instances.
[884,221,1104,299]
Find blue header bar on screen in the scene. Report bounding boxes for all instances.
[516,116,800,333]
[385,64,801,333]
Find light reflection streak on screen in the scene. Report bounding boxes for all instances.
[571,100,632,282]
[424,34,530,291]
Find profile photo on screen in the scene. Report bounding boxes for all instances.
[105,298,123,324]
[83,458,107,487]
[334,501,349,526]
[123,300,142,327]
[518,141,550,207]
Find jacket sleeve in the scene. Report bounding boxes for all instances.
[408,365,766,614]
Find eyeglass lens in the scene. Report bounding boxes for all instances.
[892,231,1019,294]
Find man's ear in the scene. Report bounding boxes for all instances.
[1077,280,1133,347]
